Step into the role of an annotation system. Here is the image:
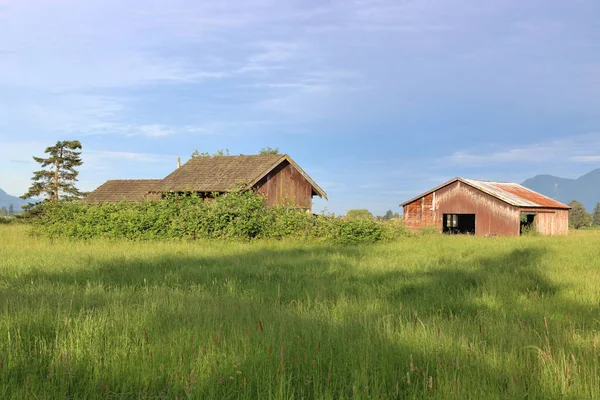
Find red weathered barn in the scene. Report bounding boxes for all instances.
[400,178,570,236]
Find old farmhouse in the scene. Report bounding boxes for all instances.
[86,154,327,211]
[401,178,570,236]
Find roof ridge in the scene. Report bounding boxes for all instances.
[401,177,570,208]
[105,179,162,182]
[151,153,326,198]
[462,177,513,184]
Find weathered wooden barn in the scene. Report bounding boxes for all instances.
[400,178,570,236]
[86,154,327,211]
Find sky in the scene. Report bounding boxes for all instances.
[1,0,599,215]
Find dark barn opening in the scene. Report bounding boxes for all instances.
[443,214,476,234]
[520,213,536,234]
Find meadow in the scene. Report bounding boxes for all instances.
[1,224,599,399]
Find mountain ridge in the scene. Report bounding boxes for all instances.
[0,188,38,213]
[522,168,600,211]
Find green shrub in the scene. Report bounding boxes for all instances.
[345,209,374,220]
[263,207,318,239]
[0,216,13,225]
[330,218,382,244]
[31,192,407,244]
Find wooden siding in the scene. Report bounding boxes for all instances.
[404,181,520,235]
[403,193,436,230]
[255,160,313,210]
[531,209,569,236]
[436,181,520,236]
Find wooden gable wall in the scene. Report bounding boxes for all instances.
[254,160,313,209]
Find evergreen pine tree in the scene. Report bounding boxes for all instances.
[8,204,14,216]
[21,140,83,201]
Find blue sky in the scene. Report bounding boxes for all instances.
[1,0,599,215]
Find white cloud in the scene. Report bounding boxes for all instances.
[137,125,175,138]
[446,133,600,166]
[86,150,175,164]
[84,123,207,138]
[570,156,600,163]
[248,42,300,64]
[0,50,229,90]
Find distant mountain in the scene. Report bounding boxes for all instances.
[0,188,38,214]
[522,169,600,212]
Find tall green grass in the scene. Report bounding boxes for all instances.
[1,225,599,398]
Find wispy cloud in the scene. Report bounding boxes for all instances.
[0,51,230,90]
[248,41,300,64]
[570,155,600,163]
[84,123,207,138]
[445,133,600,166]
[86,150,175,163]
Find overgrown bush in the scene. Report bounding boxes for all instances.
[0,216,14,225]
[30,191,409,243]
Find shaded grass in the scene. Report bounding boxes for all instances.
[1,225,600,398]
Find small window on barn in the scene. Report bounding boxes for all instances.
[443,214,475,234]
[446,214,458,228]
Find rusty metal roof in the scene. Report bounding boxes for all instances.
[400,178,570,209]
[462,179,570,208]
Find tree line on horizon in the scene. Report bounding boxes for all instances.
[0,204,15,217]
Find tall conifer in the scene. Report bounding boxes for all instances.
[22,140,83,201]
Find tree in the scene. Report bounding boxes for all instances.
[190,148,230,158]
[259,146,279,155]
[8,204,14,216]
[568,200,591,229]
[346,209,373,220]
[0,207,7,217]
[21,140,83,201]
[381,210,397,220]
[380,209,401,220]
[592,203,600,226]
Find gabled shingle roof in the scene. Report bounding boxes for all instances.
[400,177,570,209]
[152,154,327,199]
[85,180,162,203]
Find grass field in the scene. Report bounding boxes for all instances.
[1,225,599,399]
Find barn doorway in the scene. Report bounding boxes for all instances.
[443,214,476,234]
[520,213,536,235]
